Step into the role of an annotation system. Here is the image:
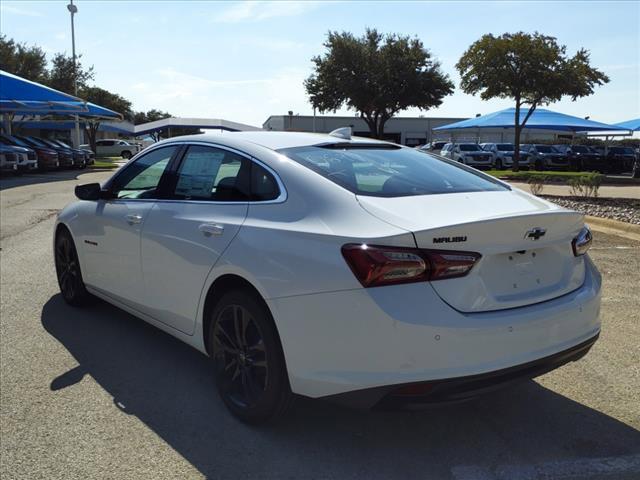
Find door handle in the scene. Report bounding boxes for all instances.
[199,223,224,237]
[125,214,143,225]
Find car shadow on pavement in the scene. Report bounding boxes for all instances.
[0,168,114,191]
[41,294,640,479]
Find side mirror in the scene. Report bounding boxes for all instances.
[75,183,108,201]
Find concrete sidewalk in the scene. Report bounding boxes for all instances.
[509,181,640,199]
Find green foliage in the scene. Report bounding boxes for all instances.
[456,32,609,171]
[81,86,133,152]
[568,172,603,198]
[133,109,172,125]
[305,29,453,138]
[527,175,546,195]
[82,86,132,119]
[0,34,48,83]
[47,53,94,95]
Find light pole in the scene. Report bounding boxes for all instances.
[67,0,80,147]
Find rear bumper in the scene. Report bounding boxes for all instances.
[269,256,601,400]
[329,332,598,408]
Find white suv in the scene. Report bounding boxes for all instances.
[82,139,141,159]
[480,143,530,170]
[441,143,494,169]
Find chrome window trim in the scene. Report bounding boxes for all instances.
[112,140,287,205]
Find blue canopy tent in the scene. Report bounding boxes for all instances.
[0,70,87,114]
[82,102,122,120]
[434,107,626,134]
[613,118,640,132]
[17,120,133,135]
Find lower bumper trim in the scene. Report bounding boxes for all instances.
[324,333,599,409]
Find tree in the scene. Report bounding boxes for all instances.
[305,29,453,139]
[456,32,609,171]
[47,53,94,95]
[82,86,132,152]
[0,35,48,82]
[133,109,173,141]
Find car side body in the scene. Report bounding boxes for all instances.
[55,132,601,417]
[81,139,142,159]
[19,135,73,168]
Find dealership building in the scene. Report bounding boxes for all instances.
[262,114,470,146]
[262,114,577,146]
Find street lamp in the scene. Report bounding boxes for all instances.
[67,0,80,147]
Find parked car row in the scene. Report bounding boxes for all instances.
[0,133,95,175]
[419,142,637,173]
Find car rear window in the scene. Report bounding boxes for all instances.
[278,145,508,197]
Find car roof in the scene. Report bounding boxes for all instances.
[156,131,394,151]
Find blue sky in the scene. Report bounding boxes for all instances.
[1,1,638,127]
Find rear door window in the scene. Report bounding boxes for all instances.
[172,145,251,201]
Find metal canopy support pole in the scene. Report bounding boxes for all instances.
[68,0,80,147]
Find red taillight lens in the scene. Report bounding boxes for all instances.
[341,244,481,288]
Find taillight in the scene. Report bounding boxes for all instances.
[341,244,481,288]
[572,226,592,256]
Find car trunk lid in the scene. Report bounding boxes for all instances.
[357,189,586,312]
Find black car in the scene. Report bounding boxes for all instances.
[48,139,88,169]
[17,136,74,168]
[605,147,636,173]
[0,133,59,170]
[554,145,613,173]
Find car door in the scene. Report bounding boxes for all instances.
[139,144,255,334]
[78,145,179,307]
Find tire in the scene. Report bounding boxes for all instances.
[54,228,92,306]
[495,159,503,170]
[535,159,544,171]
[121,150,132,159]
[207,289,293,424]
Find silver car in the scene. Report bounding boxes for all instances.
[480,143,530,170]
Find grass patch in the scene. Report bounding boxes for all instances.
[485,170,596,183]
[90,158,119,169]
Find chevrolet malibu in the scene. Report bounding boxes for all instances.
[54,130,601,423]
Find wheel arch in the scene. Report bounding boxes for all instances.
[201,273,282,358]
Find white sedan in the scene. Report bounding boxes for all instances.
[54,130,601,423]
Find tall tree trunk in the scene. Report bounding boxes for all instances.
[88,122,100,153]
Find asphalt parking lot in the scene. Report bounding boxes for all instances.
[1,170,639,480]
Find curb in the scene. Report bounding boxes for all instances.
[586,215,640,242]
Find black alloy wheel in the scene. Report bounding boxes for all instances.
[213,304,269,408]
[55,229,90,306]
[209,290,293,423]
